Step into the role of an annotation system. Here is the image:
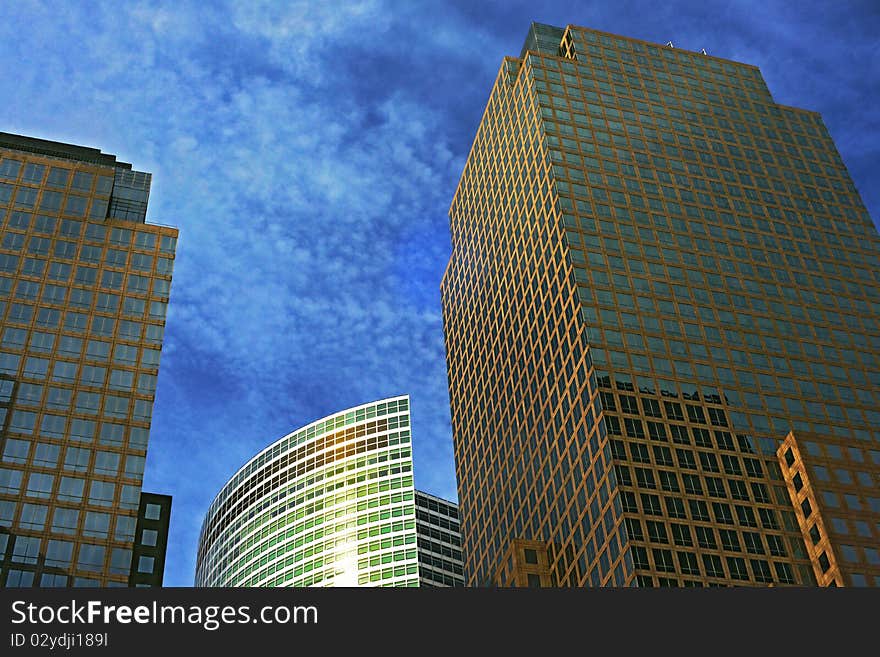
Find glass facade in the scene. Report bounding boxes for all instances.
[0,133,177,587]
[441,24,879,587]
[196,396,423,587]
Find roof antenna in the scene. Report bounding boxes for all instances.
[666,41,674,48]
[700,48,708,55]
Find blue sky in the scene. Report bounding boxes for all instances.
[0,1,877,586]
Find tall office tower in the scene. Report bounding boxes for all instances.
[196,395,464,587]
[0,133,177,587]
[441,24,880,588]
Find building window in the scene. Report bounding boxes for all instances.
[670,524,692,547]
[774,562,795,584]
[84,511,111,538]
[701,554,724,578]
[850,574,869,587]
[64,447,91,473]
[640,494,662,515]
[664,402,684,421]
[632,546,649,569]
[26,472,54,498]
[750,559,773,583]
[658,470,679,492]
[2,439,30,464]
[52,507,79,534]
[142,529,159,547]
[686,405,706,424]
[669,425,689,444]
[646,520,668,544]
[45,540,73,568]
[624,518,644,541]
[719,529,740,552]
[110,548,132,575]
[635,468,656,489]
[695,527,717,550]
[708,407,727,427]
[840,545,858,563]
[74,577,100,587]
[630,442,650,462]
[5,570,35,587]
[706,477,726,498]
[94,452,120,476]
[652,549,675,573]
[19,503,47,530]
[652,445,673,466]
[620,491,638,513]
[758,508,779,530]
[78,544,106,572]
[689,500,710,522]
[115,516,137,542]
[57,477,84,503]
[12,536,42,564]
[729,480,749,501]
[742,532,764,554]
[677,551,700,576]
[40,574,68,588]
[647,422,667,441]
[736,505,758,527]
[750,482,770,503]
[664,497,686,519]
[88,480,116,507]
[0,468,24,494]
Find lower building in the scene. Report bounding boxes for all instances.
[194,395,462,587]
[416,491,464,586]
[127,492,171,587]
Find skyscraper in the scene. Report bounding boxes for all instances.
[441,24,880,587]
[0,133,177,587]
[195,395,463,587]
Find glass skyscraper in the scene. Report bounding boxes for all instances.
[441,24,879,587]
[195,395,463,587]
[0,133,177,587]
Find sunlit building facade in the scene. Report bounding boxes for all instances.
[441,24,880,587]
[0,133,177,587]
[195,395,463,587]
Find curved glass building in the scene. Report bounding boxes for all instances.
[195,395,463,587]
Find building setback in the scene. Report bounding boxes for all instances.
[0,133,176,587]
[195,395,463,587]
[441,24,880,587]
